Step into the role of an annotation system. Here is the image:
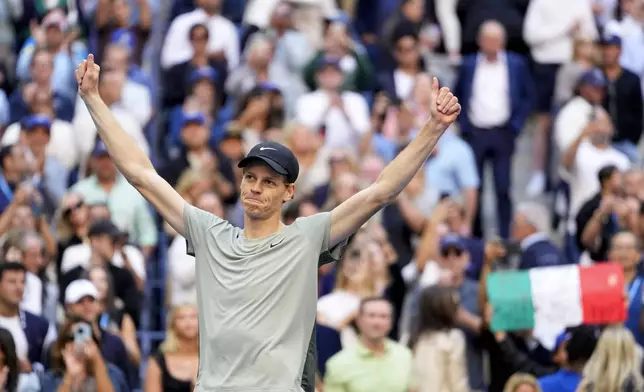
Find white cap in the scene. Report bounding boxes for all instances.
[65,279,98,304]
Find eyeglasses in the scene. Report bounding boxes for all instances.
[441,248,463,258]
[63,200,85,217]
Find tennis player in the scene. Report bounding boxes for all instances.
[74,54,461,392]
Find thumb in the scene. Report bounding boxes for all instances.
[432,77,439,92]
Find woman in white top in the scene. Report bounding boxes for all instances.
[409,285,468,392]
[554,37,597,108]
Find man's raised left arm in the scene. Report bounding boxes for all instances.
[329,77,461,247]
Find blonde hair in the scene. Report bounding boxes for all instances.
[54,192,83,240]
[503,373,542,392]
[572,37,594,62]
[334,233,378,297]
[159,304,198,354]
[578,326,644,392]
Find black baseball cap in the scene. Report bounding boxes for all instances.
[238,141,299,183]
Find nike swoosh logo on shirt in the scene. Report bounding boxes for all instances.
[270,238,285,248]
[260,147,277,151]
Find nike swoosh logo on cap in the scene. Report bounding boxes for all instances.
[260,147,277,151]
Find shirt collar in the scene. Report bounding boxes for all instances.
[477,51,506,64]
[355,339,392,357]
[521,232,549,250]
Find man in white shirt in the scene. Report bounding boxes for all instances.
[295,56,370,156]
[161,0,239,70]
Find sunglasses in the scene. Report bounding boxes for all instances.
[441,248,463,258]
[63,200,85,217]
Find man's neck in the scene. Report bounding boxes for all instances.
[243,215,283,239]
[192,54,208,67]
[98,177,117,192]
[360,336,386,355]
[0,302,19,318]
[604,65,622,80]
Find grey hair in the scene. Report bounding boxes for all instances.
[20,230,43,251]
[478,20,506,41]
[515,202,551,233]
[244,33,272,59]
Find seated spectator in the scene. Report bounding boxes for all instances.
[577,326,644,391]
[9,48,74,124]
[102,42,154,99]
[295,56,371,157]
[576,165,633,263]
[0,262,56,371]
[554,37,595,108]
[168,192,224,307]
[0,145,29,214]
[310,148,358,208]
[303,17,373,93]
[72,142,157,255]
[59,221,141,325]
[282,123,329,201]
[85,264,140,366]
[324,297,414,392]
[504,373,543,392]
[538,325,598,392]
[161,0,239,71]
[143,304,199,392]
[409,285,468,392]
[163,23,228,109]
[0,328,20,392]
[43,314,129,392]
[95,0,152,65]
[511,202,567,269]
[377,26,424,103]
[55,192,90,276]
[59,279,134,388]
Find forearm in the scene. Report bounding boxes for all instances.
[372,120,441,202]
[93,356,116,392]
[462,188,478,228]
[581,211,605,250]
[397,194,426,233]
[57,375,74,392]
[0,201,18,236]
[561,134,584,170]
[138,0,152,30]
[414,219,441,271]
[82,95,154,186]
[39,217,58,257]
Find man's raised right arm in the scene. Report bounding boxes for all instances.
[76,54,187,236]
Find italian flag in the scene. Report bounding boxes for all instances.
[487,263,626,349]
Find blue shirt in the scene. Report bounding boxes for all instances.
[539,369,582,392]
[41,363,130,392]
[425,132,480,196]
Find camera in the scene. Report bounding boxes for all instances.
[73,322,93,345]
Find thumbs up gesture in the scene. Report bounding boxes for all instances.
[428,77,461,133]
[75,54,101,100]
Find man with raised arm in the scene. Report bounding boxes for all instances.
[74,54,461,392]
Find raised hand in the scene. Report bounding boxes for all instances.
[75,54,101,99]
[428,77,461,132]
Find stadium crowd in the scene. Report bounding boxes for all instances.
[0,0,643,391]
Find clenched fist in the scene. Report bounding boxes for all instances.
[428,77,461,132]
[75,53,101,99]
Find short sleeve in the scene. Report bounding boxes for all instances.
[454,143,480,188]
[294,212,350,265]
[183,203,227,256]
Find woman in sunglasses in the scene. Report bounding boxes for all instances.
[55,193,90,277]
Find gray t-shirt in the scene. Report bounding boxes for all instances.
[184,203,344,392]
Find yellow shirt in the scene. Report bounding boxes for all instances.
[324,339,414,392]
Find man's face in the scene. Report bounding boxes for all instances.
[395,36,419,68]
[439,247,469,282]
[31,52,53,84]
[511,213,534,241]
[479,30,504,57]
[181,122,210,150]
[190,26,209,54]
[67,296,100,322]
[103,46,129,74]
[625,171,643,198]
[22,240,44,274]
[90,234,115,260]
[357,300,393,341]
[240,163,293,220]
[4,145,28,176]
[580,85,606,104]
[402,0,424,23]
[26,127,50,156]
[605,171,624,194]
[0,270,25,307]
[93,155,117,181]
[44,24,64,50]
[316,66,343,91]
[602,44,621,67]
[609,232,640,270]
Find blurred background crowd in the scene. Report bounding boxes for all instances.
[0,0,643,391]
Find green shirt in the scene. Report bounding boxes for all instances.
[324,339,414,392]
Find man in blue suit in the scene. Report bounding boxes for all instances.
[454,19,534,239]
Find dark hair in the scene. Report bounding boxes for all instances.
[50,316,101,376]
[358,296,392,314]
[189,23,209,40]
[409,285,459,349]
[566,325,599,365]
[0,328,19,392]
[81,264,120,323]
[598,165,619,187]
[0,145,15,171]
[0,263,26,282]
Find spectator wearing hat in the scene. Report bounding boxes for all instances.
[161,0,239,71]
[71,141,157,255]
[381,0,425,54]
[454,20,534,239]
[16,9,78,101]
[9,48,75,124]
[511,202,567,270]
[56,279,134,388]
[59,220,141,325]
[159,112,236,202]
[0,262,56,371]
[604,0,644,94]
[162,23,228,110]
[600,33,643,163]
[95,0,152,66]
[296,56,370,157]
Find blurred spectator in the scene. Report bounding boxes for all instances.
[0,328,19,392]
[0,262,56,371]
[143,304,199,391]
[43,314,128,392]
[455,20,533,238]
[503,373,543,392]
[296,56,371,156]
[600,33,643,163]
[321,171,360,212]
[310,148,357,208]
[0,89,8,130]
[604,0,644,93]
[577,326,644,391]
[0,144,30,214]
[304,17,373,92]
[511,202,567,270]
[408,285,468,392]
[381,0,425,53]
[85,264,141,366]
[162,0,240,71]
[102,42,154,102]
[376,26,423,102]
[554,37,595,108]
[55,192,89,276]
[282,123,329,201]
[71,142,157,253]
[324,297,414,392]
[162,23,228,110]
[95,0,152,65]
[523,0,598,196]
